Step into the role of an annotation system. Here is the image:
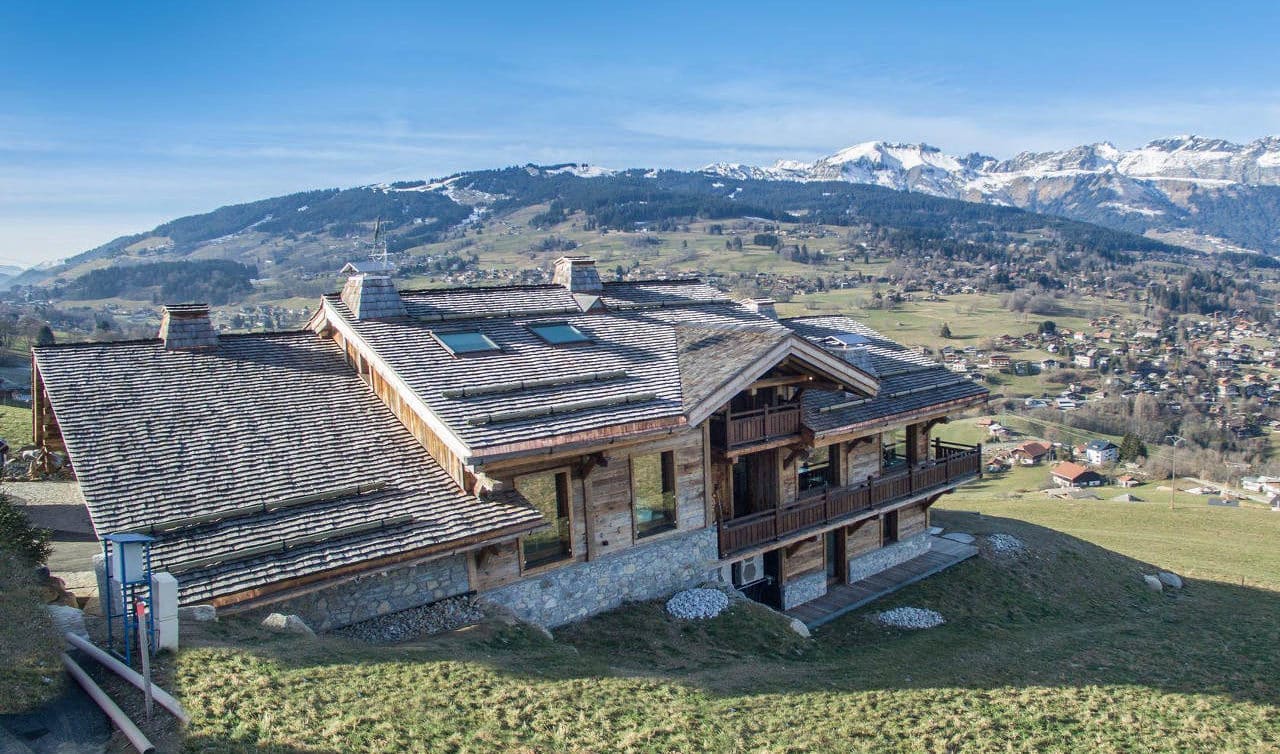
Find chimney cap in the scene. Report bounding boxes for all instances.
[159,303,218,349]
[553,256,602,293]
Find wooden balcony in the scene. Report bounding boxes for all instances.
[710,403,804,454]
[718,442,982,558]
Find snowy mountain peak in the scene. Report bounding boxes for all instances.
[699,135,1280,255]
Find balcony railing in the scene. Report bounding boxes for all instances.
[718,441,982,557]
[711,403,804,452]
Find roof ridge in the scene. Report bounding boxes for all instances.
[604,277,706,286]
[34,337,164,351]
[397,283,565,296]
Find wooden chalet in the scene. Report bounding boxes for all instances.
[32,257,988,628]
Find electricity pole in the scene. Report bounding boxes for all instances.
[1164,435,1185,510]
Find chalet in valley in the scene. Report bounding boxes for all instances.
[31,257,988,629]
[1051,462,1106,488]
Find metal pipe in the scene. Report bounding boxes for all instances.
[64,632,190,724]
[62,653,155,754]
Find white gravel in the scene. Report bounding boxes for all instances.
[666,588,730,620]
[986,533,1027,555]
[873,606,945,629]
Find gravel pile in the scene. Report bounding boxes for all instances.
[873,606,945,629]
[333,595,485,643]
[986,533,1027,555]
[666,588,730,620]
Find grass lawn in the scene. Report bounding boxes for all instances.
[0,404,32,447]
[938,464,1280,590]
[164,500,1280,753]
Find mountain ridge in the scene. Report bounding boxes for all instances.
[703,135,1280,255]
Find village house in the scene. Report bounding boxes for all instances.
[31,257,988,630]
[1051,462,1106,488]
[1084,439,1119,465]
[1010,441,1052,466]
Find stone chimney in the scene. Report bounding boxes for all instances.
[159,304,218,350]
[553,256,602,293]
[740,298,778,320]
[340,273,407,320]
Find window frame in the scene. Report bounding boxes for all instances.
[631,450,678,539]
[516,468,574,572]
[527,321,592,345]
[798,444,839,492]
[431,329,501,356]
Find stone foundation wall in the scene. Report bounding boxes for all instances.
[847,532,930,584]
[266,554,470,632]
[781,570,827,610]
[480,528,718,627]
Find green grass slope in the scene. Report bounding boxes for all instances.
[171,507,1280,753]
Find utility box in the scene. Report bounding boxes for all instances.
[151,572,180,651]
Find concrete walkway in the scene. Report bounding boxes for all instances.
[785,536,978,629]
[7,481,99,573]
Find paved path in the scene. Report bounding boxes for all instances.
[785,536,978,629]
[6,481,98,572]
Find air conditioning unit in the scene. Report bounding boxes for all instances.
[732,554,766,587]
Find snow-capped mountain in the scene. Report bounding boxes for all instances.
[704,136,1280,254]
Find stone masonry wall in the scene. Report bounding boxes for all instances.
[847,532,931,584]
[267,554,470,632]
[480,528,718,627]
[781,570,827,610]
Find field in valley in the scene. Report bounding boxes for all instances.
[149,493,1280,753]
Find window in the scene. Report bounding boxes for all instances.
[518,471,572,570]
[632,451,677,538]
[529,322,590,345]
[882,428,907,470]
[882,510,899,546]
[799,445,838,492]
[433,330,499,355]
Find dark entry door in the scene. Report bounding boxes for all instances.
[825,529,845,586]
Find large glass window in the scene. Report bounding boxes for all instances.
[799,445,838,492]
[882,428,908,470]
[519,471,572,569]
[632,451,677,538]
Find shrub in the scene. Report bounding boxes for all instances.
[0,491,52,565]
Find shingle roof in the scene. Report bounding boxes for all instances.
[34,332,542,603]
[781,315,988,434]
[325,281,796,454]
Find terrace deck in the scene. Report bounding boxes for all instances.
[785,535,978,628]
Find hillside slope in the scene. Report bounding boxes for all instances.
[8,165,1193,304]
[165,507,1280,752]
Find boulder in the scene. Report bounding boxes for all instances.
[179,604,218,622]
[941,532,976,544]
[788,618,811,638]
[46,604,88,640]
[1157,572,1183,590]
[1142,574,1163,592]
[261,612,315,636]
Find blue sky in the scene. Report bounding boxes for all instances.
[3,0,1278,266]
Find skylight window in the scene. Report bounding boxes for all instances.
[529,322,590,345]
[433,330,500,355]
[825,333,871,348]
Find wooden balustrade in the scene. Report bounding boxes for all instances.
[713,403,803,451]
[718,443,982,557]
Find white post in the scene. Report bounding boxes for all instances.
[134,600,153,721]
